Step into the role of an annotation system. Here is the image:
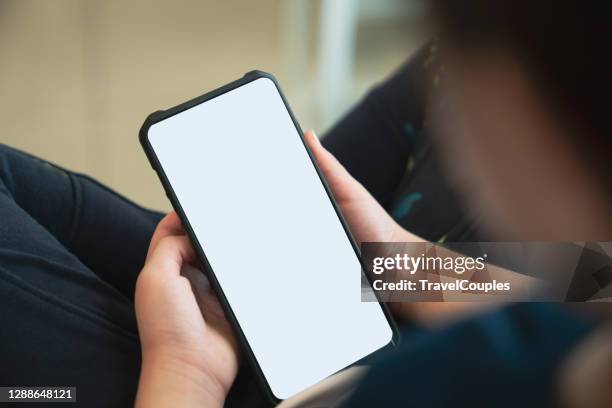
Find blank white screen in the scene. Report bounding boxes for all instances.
[148,77,393,400]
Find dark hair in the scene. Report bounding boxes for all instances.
[431,1,612,192]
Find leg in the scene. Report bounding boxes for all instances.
[321,46,429,208]
[0,144,163,300]
[0,161,141,406]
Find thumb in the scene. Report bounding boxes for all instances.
[304,130,369,203]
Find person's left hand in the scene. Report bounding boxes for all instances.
[135,212,239,408]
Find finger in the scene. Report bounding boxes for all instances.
[181,264,216,311]
[304,129,367,201]
[145,235,197,278]
[147,211,184,260]
[181,264,212,297]
[304,129,337,175]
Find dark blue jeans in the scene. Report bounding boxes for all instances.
[0,144,159,406]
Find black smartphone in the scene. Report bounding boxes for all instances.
[139,71,397,402]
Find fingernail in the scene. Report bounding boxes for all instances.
[310,130,321,145]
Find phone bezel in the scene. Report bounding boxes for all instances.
[139,70,399,403]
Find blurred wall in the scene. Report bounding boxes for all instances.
[0,0,425,210]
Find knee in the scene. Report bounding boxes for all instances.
[0,143,13,171]
[0,143,16,163]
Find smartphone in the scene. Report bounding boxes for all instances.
[139,71,397,402]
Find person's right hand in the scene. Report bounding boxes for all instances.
[305,130,485,324]
[304,130,421,245]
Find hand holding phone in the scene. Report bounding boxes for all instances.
[135,212,239,408]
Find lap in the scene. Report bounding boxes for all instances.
[0,198,141,407]
[0,144,154,406]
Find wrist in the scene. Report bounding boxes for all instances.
[136,349,227,408]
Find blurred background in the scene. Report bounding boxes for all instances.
[0,0,427,210]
